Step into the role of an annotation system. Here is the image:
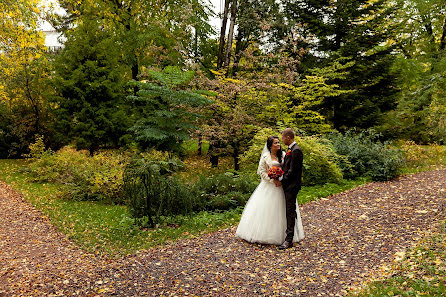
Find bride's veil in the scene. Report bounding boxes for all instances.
[257,143,269,175]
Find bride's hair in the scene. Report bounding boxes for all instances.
[267,136,283,163]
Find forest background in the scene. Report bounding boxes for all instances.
[0,0,445,248]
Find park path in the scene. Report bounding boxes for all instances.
[0,170,445,296]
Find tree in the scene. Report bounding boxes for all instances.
[223,0,286,76]
[197,71,258,170]
[128,66,212,154]
[0,0,53,157]
[217,0,230,69]
[195,43,347,170]
[48,0,214,80]
[224,0,237,70]
[283,0,399,130]
[378,0,446,143]
[51,18,132,154]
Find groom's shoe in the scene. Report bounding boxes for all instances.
[278,241,293,250]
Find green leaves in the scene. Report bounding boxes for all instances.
[128,66,212,153]
[378,0,446,143]
[147,66,195,89]
[284,0,399,130]
[51,17,132,153]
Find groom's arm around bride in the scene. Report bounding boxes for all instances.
[273,132,303,193]
[275,146,303,193]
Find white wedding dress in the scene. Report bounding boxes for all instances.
[236,154,305,245]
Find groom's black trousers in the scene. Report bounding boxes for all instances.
[284,191,298,242]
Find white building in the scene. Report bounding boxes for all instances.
[39,21,64,52]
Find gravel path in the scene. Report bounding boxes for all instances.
[1,170,445,296]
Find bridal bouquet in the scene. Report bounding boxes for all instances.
[268,166,284,180]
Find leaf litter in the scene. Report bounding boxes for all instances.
[0,170,445,296]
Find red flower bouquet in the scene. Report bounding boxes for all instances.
[268,166,284,180]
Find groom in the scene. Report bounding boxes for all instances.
[274,128,303,250]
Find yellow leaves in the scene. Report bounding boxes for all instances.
[415,210,429,214]
[433,257,442,266]
[394,251,406,262]
[209,69,224,77]
[0,0,47,104]
[270,82,293,89]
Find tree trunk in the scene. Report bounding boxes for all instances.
[89,145,96,156]
[131,64,138,81]
[233,147,239,171]
[194,27,199,62]
[210,154,219,167]
[24,61,40,135]
[197,133,202,155]
[231,30,250,77]
[217,0,230,69]
[208,142,219,167]
[224,0,237,72]
[333,98,340,131]
[440,16,446,50]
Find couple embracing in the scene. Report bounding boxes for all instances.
[236,128,304,250]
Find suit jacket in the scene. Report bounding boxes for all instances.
[281,143,303,194]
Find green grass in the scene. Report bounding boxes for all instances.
[348,221,445,297]
[182,139,210,155]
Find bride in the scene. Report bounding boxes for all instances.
[236,136,304,245]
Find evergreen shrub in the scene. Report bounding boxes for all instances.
[328,130,404,181]
[190,172,258,211]
[123,157,192,227]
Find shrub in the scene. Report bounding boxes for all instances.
[328,130,404,181]
[398,140,446,168]
[190,172,259,211]
[123,158,192,227]
[25,135,48,158]
[27,146,127,203]
[242,129,343,185]
[296,136,344,185]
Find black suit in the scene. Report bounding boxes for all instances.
[281,143,303,242]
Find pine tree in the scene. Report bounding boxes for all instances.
[52,19,132,154]
[283,0,399,130]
